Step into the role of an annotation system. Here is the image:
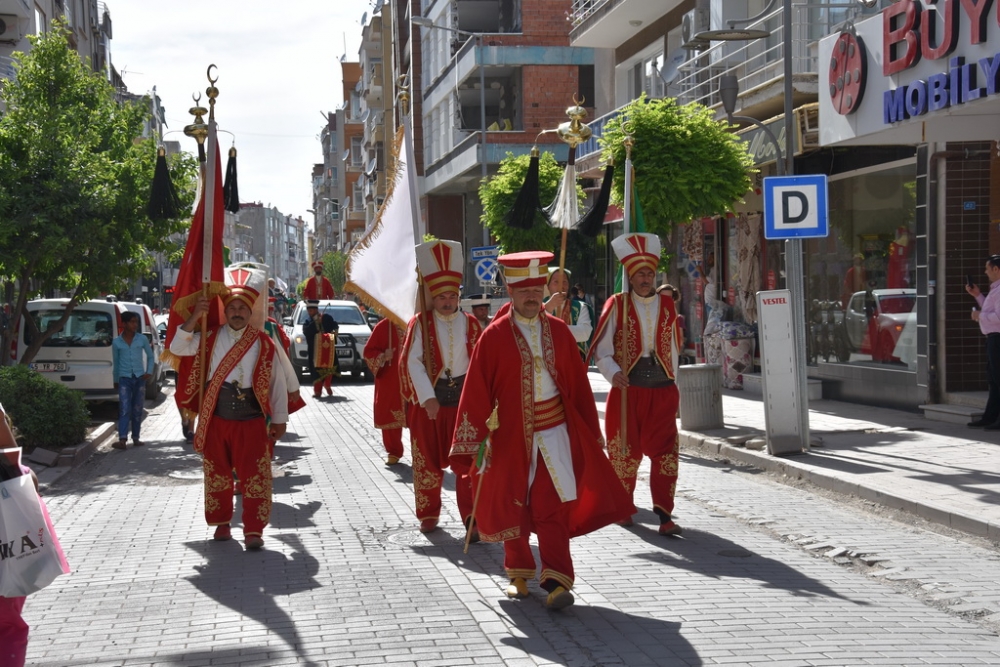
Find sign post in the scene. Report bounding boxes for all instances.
[762,174,829,455]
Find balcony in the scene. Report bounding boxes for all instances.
[0,0,31,21]
[569,0,682,49]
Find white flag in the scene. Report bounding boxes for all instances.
[344,119,421,328]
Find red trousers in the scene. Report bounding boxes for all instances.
[408,403,472,523]
[202,416,273,537]
[605,383,680,518]
[381,427,404,458]
[313,376,332,396]
[0,595,27,666]
[503,452,574,591]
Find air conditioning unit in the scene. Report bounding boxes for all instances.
[0,15,21,43]
[680,3,710,51]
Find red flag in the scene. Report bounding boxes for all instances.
[162,120,228,413]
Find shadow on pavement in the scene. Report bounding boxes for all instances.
[497,598,703,665]
[183,534,322,667]
[625,517,864,604]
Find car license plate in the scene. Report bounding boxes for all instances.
[30,362,68,372]
[336,349,352,358]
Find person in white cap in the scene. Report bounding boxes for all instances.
[170,266,288,550]
[400,240,483,534]
[543,267,594,362]
[590,233,683,536]
[467,293,492,329]
[451,250,633,610]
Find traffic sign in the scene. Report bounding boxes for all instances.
[763,175,829,240]
[470,245,498,260]
[475,258,498,284]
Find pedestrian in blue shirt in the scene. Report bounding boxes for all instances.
[111,312,153,449]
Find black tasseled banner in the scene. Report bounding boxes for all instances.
[223,147,240,213]
[147,149,179,221]
[576,163,614,238]
[503,153,547,230]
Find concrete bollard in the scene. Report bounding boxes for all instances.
[677,364,724,431]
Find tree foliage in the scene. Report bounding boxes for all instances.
[599,95,754,237]
[320,250,348,294]
[0,23,193,364]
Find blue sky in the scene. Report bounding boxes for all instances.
[111,0,371,222]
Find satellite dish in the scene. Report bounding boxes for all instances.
[373,0,385,14]
[361,11,368,25]
[659,48,688,85]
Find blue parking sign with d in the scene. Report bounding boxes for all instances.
[763,175,829,240]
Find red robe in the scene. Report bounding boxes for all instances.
[450,310,634,542]
[363,318,407,430]
[302,274,336,300]
[588,292,677,377]
[399,311,482,403]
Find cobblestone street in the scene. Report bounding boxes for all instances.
[21,375,1000,666]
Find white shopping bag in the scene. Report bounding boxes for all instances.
[0,474,70,598]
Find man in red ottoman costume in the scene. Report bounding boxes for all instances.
[590,233,683,536]
[400,240,482,534]
[302,260,336,300]
[363,316,408,465]
[451,250,633,609]
[170,265,288,550]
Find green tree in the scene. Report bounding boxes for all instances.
[320,250,348,294]
[0,23,192,365]
[599,95,754,237]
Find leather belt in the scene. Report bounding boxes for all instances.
[627,357,675,389]
[214,382,264,421]
[433,374,465,407]
[533,395,566,431]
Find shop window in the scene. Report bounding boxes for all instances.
[804,160,917,370]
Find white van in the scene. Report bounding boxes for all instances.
[17,298,129,402]
[120,301,166,398]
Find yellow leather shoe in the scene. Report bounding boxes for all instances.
[506,577,528,599]
[545,586,574,610]
[386,455,400,465]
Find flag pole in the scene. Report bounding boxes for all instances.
[619,129,634,452]
[554,96,592,318]
[464,401,499,554]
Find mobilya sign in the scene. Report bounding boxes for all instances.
[879,0,1000,124]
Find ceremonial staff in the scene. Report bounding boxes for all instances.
[464,401,499,554]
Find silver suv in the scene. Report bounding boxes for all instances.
[286,300,373,380]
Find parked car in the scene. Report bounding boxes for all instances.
[120,301,166,399]
[286,300,373,380]
[842,288,916,363]
[16,298,129,402]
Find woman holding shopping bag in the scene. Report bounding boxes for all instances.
[0,404,70,667]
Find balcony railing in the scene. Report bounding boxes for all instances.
[0,55,15,83]
[568,0,606,27]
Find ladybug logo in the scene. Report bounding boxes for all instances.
[829,31,867,115]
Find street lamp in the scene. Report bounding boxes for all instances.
[411,15,491,247]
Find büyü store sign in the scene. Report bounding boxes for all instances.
[880,0,1000,123]
[828,1,1000,124]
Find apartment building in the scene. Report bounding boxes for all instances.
[340,60,368,251]
[0,0,111,106]
[570,0,1000,413]
[313,115,341,257]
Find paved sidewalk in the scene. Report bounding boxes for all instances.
[588,370,1000,542]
